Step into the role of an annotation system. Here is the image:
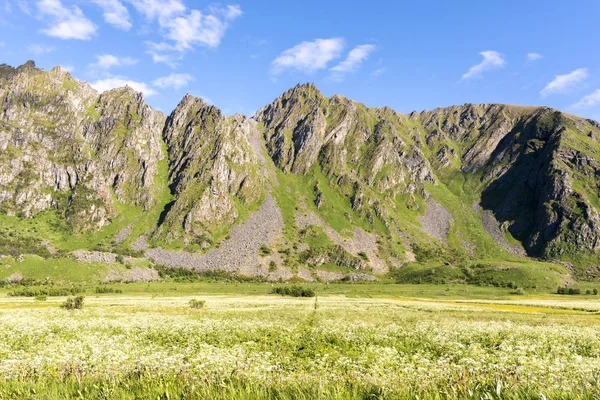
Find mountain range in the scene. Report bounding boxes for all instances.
[2,61,600,286]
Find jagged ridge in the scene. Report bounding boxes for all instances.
[2,62,600,284]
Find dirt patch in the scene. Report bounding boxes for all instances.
[72,251,117,264]
[114,224,132,245]
[418,198,453,242]
[103,267,160,283]
[315,270,377,282]
[297,267,315,282]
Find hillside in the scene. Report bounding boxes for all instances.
[1,61,600,286]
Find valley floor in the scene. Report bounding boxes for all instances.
[0,284,599,399]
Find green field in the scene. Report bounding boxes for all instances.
[0,283,599,399]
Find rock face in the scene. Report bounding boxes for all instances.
[420,104,600,259]
[153,95,265,246]
[0,61,165,232]
[3,62,600,279]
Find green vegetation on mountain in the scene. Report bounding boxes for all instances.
[1,62,600,285]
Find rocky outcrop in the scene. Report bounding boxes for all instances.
[256,84,436,197]
[0,61,165,232]
[152,95,265,246]
[3,62,600,277]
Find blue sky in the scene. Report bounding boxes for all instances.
[1,0,600,120]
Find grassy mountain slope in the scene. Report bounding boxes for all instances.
[1,62,599,286]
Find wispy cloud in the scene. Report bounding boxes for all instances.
[271,38,345,76]
[462,50,506,80]
[129,1,242,65]
[59,64,74,73]
[90,76,157,97]
[330,44,376,81]
[28,43,55,55]
[540,68,588,97]
[90,54,138,70]
[527,52,543,62]
[370,68,386,79]
[91,0,132,31]
[17,0,31,15]
[37,0,96,40]
[571,89,600,109]
[152,73,194,89]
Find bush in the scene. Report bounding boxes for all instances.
[594,288,598,295]
[557,287,581,295]
[189,299,205,309]
[268,261,277,272]
[61,295,85,310]
[586,289,592,295]
[95,286,123,294]
[511,288,525,295]
[260,244,272,256]
[9,286,84,297]
[270,286,315,298]
[34,295,47,301]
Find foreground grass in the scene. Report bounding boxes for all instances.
[0,291,599,399]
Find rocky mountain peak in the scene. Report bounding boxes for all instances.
[3,61,600,280]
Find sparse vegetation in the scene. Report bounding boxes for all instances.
[60,295,84,310]
[95,286,123,294]
[0,290,597,398]
[557,287,582,295]
[189,299,205,309]
[270,285,315,297]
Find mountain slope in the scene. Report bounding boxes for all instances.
[1,62,599,285]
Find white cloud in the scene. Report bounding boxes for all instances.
[152,73,193,89]
[91,77,157,97]
[527,52,543,62]
[90,54,138,70]
[189,92,213,105]
[91,0,132,31]
[462,50,506,80]
[128,0,186,23]
[370,68,386,78]
[28,43,55,55]
[164,6,242,49]
[37,0,96,40]
[330,44,376,80]
[571,89,600,109]
[129,1,242,64]
[271,38,345,75]
[540,68,588,97]
[59,64,74,73]
[17,0,31,15]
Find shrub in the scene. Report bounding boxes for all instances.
[260,244,272,256]
[357,251,369,261]
[95,286,123,294]
[34,295,47,301]
[9,286,84,297]
[270,286,315,298]
[268,261,277,272]
[61,295,84,310]
[189,299,205,309]
[511,288,525,295]
[586,289,592,295]
[557,287,581,295]
[594,288,598,295]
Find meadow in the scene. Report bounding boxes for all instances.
[0,283,599,399]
